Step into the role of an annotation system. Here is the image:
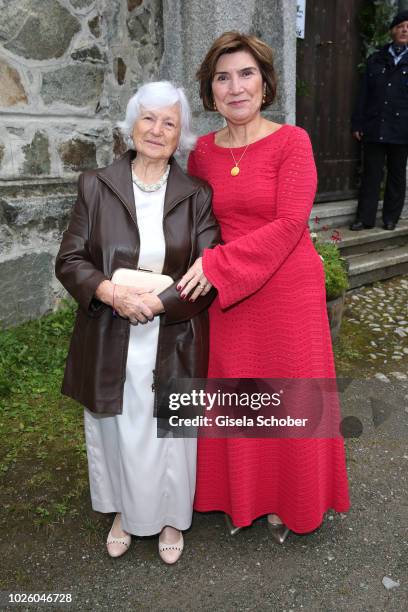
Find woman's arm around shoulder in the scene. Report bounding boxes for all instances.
[187,132,213,180]
[187,148,197,177]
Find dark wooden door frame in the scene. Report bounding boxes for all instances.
[296,0,366,202]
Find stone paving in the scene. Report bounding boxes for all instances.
[342,275,408,381]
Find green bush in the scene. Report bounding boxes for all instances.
[314,241,350,301]
[358,0,395,69]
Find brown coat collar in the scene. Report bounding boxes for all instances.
[96,150,198,224]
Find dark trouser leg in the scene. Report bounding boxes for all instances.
[356,142,387,226]
[382,144,408,225]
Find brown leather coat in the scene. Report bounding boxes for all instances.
[55,151,220,414]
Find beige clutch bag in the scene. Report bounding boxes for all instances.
[111,268,173,295]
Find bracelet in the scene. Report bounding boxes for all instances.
[112,283,117,317]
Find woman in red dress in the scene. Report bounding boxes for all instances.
[178,32,350,541]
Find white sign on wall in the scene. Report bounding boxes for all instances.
[296,0,306,39]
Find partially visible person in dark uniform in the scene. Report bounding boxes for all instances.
[351,10,408,231]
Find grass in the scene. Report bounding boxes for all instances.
[0,301,89,530]
[333,317,366,376]
[0,300,78,448]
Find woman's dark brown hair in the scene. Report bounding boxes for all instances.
[196,31,277,111]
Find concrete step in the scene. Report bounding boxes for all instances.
[310,199,357,229]
[345,245,408,289]
[316,220,408,256]
[309,199,408,287]
[309,199,383,229]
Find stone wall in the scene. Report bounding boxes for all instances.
[160,0,296,136]
[0,0,296,327]
[0,0,164,326]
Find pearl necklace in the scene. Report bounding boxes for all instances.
[131,164,170,192]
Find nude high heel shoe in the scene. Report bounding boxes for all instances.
[267,514,290,544]
[225,513,242,536]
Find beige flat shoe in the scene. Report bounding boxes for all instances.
[158,532,184,564]
[106,517,131,558]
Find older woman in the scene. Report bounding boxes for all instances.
[56,81,219,563]
[179,32,350,541]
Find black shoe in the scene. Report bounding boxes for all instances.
[383,222,396,231]
[349,221,374,231]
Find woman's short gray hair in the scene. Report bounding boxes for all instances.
[117,81,197,154]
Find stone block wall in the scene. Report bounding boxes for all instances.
[0,0,296,327]
[0,0,163,326]
[161,0,296,137]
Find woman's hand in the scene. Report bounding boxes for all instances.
[140,292,165,316]
[95,280,155,323]
[177,257,213,302]
[114,285,156,324]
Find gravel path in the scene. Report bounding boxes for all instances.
[347,276,408,378]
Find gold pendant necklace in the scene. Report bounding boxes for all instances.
[229,142,249,176]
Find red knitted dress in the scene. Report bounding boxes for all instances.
[188,125,350,533]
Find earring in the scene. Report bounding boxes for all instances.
[213,100,217,111]
[262,85,267,105]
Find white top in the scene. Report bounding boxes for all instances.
[132,181,166,274]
